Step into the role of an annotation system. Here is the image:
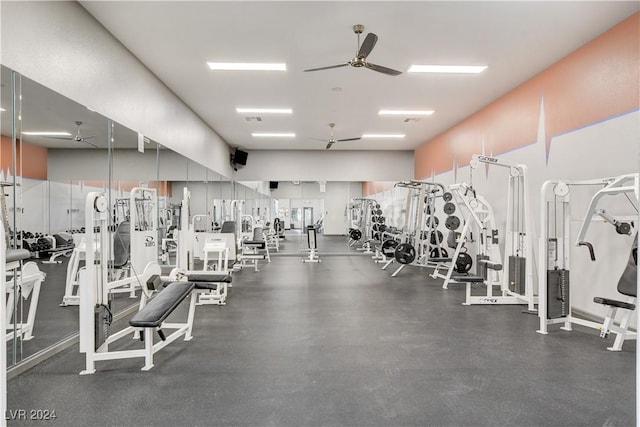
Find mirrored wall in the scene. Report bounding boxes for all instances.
[0,65,243,368]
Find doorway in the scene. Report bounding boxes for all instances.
[303,207,313,229]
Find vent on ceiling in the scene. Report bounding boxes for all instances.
[245,116,263,122]
[403,118,421,123]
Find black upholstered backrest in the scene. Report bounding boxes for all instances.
[112,220,131,268]
[221,221,236,234]
[617,235,638,298]
[252,227,264,241]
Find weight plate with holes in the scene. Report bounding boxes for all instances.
[429,247,449,259]
[376,209,383,216]
[426,216,439,228]
[375,204,381,209]
[378,224,387,233]
[350,229,362,241]
[445,215,461,231]
[454,252,473,273]
[443,202,456,215]
[372,224,380,232]
[394,243,416,265]
[371,216,378,223]
[443,192,453,202]
[429,230,444,245]
[381,239,399,256]
[378,216,385,224]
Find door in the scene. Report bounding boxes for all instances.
[303,207,313,229]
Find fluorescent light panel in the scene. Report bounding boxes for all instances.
[22,131,71,136]
[408,65,487,74]
[236,108,292,114]
[207,62,286,71]
[362,133,405,138]
[0,108,5,112]
[379,109,434,116]
[252,132,295,137]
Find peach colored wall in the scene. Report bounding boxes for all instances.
[82,180,171,196]
[0,135,48,180]
[362,182,395,196]
[411,12,639,180]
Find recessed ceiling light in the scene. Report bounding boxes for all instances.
[252,132,296,138]
[407,65,487,74]
[236,108,292,114]
[362,133,405,138]
[379,109,434,116]
[21,131,72,136]
[0,107,5,112]
[207,62,286,71]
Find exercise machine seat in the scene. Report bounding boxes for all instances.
[593,297,635,311]
[187,273,233,284]
[452,275,485,283]
[129,282,194,328]
[593,239,637,309]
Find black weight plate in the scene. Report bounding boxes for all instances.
[378,224,387,233]
[426,216,439,228]
[350,229,362,241]
[445,215,461,231]
[429,230,444,245]
[443,202,456,215]
[376,209,383,216]
[454,252,473,273]
[394,243,416,265]
[429,247,449,259]
[425,205,434,215]
[375,204,381,209]
[378,216,385,224]
[372,224,380,232]
[443,192,453,202]
[381,239,399,256]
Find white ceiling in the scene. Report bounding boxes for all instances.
[34,2,640,152]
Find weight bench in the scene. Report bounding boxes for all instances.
[240,227,270,271]
[127,281,195,371]
[452,260,505,305]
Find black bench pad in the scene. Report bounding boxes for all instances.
[130,282,195,328]
[187,273,232,284]
[593,297,636,311]
[430,257,452,263]
[452,275,485,283]
[243,240,265,248]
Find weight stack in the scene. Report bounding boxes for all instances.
[508,256,526,294]
[476,254,489,280]
[94,305,110,351]
[547,269,569,319]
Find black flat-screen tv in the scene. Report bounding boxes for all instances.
[234,149,248,165]
[269,181,278,190]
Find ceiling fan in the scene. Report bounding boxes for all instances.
[304,24,402,76]
[313,123,361,149]
[48,121,99,148]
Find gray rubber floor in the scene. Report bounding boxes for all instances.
[7,235,635,426]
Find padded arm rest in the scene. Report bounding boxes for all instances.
[6,249,31,263]
[129,282,194,328]
[187,273,232,283]
[479,260,503,271]
[593,297,636,311]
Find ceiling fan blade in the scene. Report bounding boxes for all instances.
[336,137,361,142]
[365,62,402,76]
[45,136,74,140]
[358,33,378,59]
[82,135,97,140]
[310,137,329,142]
[304,63,349,72]
[82,139,100,149]
[325,142,334,150]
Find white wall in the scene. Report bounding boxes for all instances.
[1,1,234,178]
[270,181,362,235]
[369,110,640,323]
[232,150,414,182]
